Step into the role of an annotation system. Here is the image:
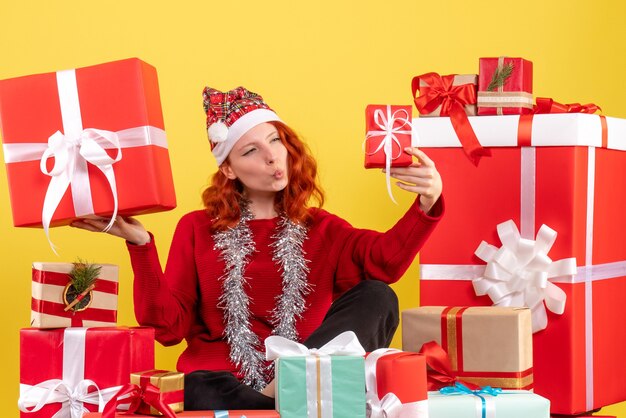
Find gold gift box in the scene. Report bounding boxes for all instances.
[130,369,184,415]
[402,306,533,389]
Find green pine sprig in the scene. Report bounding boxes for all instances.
[68,259,101,293]
[487,63,515,91]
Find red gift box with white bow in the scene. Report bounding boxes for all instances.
[18,327,154,418]
[365,349,428,418]
[0,58,176,233]
[413,112,626,415]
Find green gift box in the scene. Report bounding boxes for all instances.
[266,331,366,418]
[428,387,550,418]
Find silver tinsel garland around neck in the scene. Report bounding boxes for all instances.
[213,202,311,390]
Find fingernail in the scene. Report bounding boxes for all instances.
[404,147,412,152]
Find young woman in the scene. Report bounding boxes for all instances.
[71,86,444,410]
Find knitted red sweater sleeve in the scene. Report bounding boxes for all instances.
[331,196,444,295]
[127,213,199,346]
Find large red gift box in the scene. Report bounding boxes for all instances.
[365,349,428,418]
[413,113,626,415]
[477,57,533,115]
[18,327,154,417]
[0,58,176,229]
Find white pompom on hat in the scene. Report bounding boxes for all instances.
[202,86,282,165]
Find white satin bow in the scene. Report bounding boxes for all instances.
[364,106,412,204]
[265,330,366,359]
[40,128,122,253]
[365,348,403,418]
[473,219,577,332]
[18,378,121,418]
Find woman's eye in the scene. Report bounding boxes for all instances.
[242,148,255,156]
[271,137,281,143]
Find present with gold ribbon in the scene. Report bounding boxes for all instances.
[428,382,550,418]
[0,58,176,249]
[402,306,533,390]
[411,111,626,414]
[31,261,119,328]
[477,57,533,115]
[265,331,366,418]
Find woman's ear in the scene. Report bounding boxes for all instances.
[220,163,237,180]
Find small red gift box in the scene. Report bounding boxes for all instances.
[18,327,155,418]
[31,262,119,328]
[477,57,533,115]
[0,58,176,230]
[413,112,626,414]
[365,349,428,418]
[364,104,413,169]
[84,411,281,417]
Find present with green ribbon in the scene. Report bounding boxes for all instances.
[265,331,366,418]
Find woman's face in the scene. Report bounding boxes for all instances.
[220,122,289,197]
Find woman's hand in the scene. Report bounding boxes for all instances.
[70,216,151,245]
[385,147,443,214]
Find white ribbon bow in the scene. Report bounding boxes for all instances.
[473,219,577,332]
[41,128,122,253]
[365,348,403,418]
[364,106,412,204]
[18,379,122,418]
[265,330,366,359]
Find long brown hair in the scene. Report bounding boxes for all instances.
[202,121,325,232]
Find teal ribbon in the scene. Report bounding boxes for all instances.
[440,382,502,418]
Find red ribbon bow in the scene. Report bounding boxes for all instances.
[102,382,179,418]
[418,340,480,391]
[412,73,491,166]
[518,97,605,147]
[533,97,601,114]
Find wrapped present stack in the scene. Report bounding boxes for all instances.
[0,59,188,417]
[397,55,626,416]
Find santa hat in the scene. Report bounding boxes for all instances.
[202,86,282,165]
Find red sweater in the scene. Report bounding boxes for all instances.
[127,196,443,376]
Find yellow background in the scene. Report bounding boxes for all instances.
[1,0,625,416]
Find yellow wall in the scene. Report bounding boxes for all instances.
[1,0,625,416]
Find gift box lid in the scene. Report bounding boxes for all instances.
[412,114,626,151]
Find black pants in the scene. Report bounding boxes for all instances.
[185,280,399,410]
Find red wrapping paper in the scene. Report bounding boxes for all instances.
[418,144,626,414]
[84,412,281,417]
[364,104,413,168]
[19,327,155,417]
[0,58,176,228]
[374,352,427,403]
[477,57,533,115]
